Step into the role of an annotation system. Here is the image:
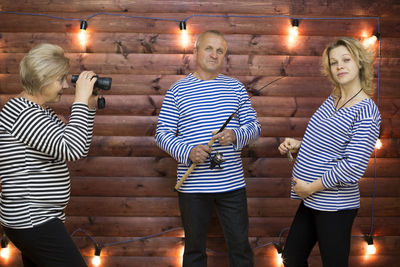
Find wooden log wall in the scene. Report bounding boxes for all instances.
[1,1,400,266]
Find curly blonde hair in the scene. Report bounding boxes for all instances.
[321,37,375,97]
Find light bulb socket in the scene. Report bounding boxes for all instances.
[80,20,88,30]
[364,234,374,245]
[179,21,186,30]
[274,242,283,254]
[292,19,299,27]
[1,236,8,248]
[94,245,102,256]
[373,32,380,40]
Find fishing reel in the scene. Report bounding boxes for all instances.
[210,151,225,169]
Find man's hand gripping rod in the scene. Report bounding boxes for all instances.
[174,77,284,191]
[174,113,234,190]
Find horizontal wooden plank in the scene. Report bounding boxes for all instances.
[244,137,399,159]
[67,156,400,178]
[4,254,400,267]
[74,136,398,158]
[88,136,167,157]
[0,14,396,41]
[0,12,385,37]
[2,0,399,17]
[65,215,400,237]
[67,235,400,257]
[70,176,400,198]
[2,33,400,57]
[0,53,398,78]
[88,116,399,138]
[92,116,158,137]
[3,132,393,159]
[249,197,400,217]
[0,1,292,14]
[2,74,400,98]
[0,94,397,119]
[65,196,400,217]
[245,157,400,178]
[94,255,400,267]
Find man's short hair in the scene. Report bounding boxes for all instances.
[194,30,226,50]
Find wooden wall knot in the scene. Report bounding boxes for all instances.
[115,41,129,59]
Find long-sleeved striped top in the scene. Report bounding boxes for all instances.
[155,73,260,193]
[292,96,381,211]
[0,97,95,229]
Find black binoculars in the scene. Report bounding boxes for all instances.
[71,75,112,91]
[71,75,112,109]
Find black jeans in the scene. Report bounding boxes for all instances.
[283,201,358,267]
[3,218,87,267]
[178,187,254,267]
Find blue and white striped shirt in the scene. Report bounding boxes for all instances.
[292,96,381,211]
[155,73,260,193]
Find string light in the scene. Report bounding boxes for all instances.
[288,19,299,46]
[175,238,185,267]
[78,20,88,49]
[0,236,10,261]
[375,138,382,149]
[274,242,284,266]
[362,32,380,48]
[364,234,376,255]
[179,21,189,48]
[92,245,102,266]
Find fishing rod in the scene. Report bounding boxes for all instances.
[174,76,285,190]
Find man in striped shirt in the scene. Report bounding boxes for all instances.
[155,30,260,266]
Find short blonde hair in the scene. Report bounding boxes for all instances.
[20,44,70,94]
[194,30,227,50]
[321,37,375,97]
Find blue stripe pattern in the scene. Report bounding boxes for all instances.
[155,74,260,193]
[292,96,381,211]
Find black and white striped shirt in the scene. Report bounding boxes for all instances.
[0,97,95,229]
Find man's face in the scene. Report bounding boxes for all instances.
[195,33,227,75]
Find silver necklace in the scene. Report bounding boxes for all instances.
[331,88,363,117]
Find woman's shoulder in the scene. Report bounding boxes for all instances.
[2,97,29,113]
[355,98,381,122]
[1,97,47,120]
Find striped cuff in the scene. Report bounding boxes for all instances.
[321,170,338,189]
[232,128,243,151]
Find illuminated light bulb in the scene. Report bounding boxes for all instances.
[79,20,88,49]
[364,235,376,255]
[92,246,102,266]
[179,21,189,48]
[0,236,9,260]
[375,138,382,149]
[0,247,9,260]
[277,251,283,265]
[274,243,284,266]
[175,243,184,267]
[92,255,101,266]
[288,19,299,46]
[290,19,299,37]
[367,243,376,255]
[362,33,379,48]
